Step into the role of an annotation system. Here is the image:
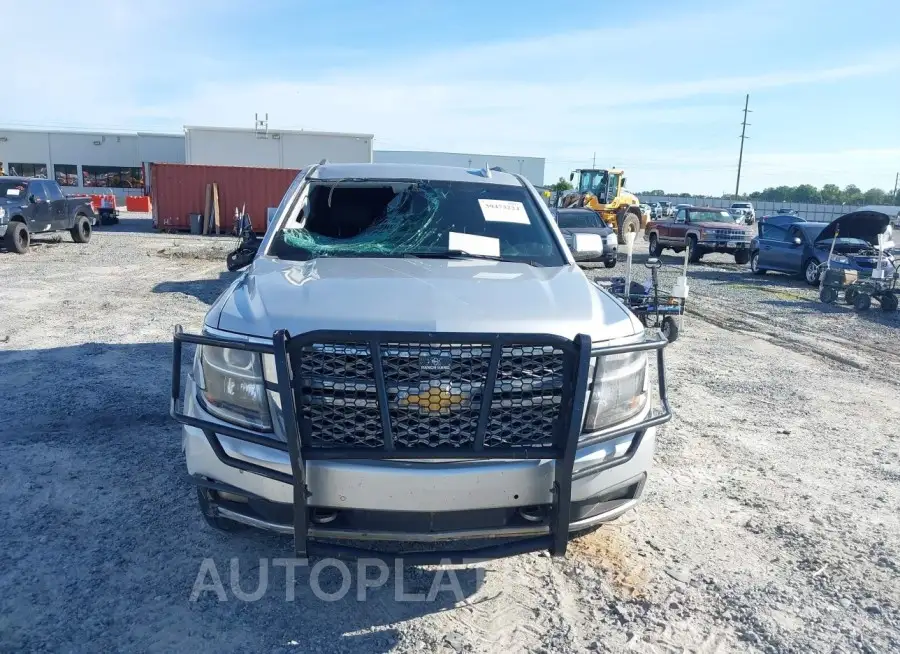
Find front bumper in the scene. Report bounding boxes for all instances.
[172,328,671,562]
[697,240,750,251]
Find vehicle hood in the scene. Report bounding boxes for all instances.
[0,197,25,208]
[210,257,641,342]
[816,210,891,246]
[693,221,754,232]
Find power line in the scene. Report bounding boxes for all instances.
[735,93,751,197]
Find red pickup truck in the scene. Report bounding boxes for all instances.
[644,206,754,264]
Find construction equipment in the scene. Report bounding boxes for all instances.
[559,168,646,244]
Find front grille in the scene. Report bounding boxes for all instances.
[711,228,751,241]
[295,341,567,450]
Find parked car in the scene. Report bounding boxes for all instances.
[729,201,755,222]
[550,207,618,267]
[759,214,807,227]
[657,201,674,217]
[645,206,754,263]
[0,177,96,254]
[750,210,895,285]
[169,162,672,561]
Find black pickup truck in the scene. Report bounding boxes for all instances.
[0,177,97,253]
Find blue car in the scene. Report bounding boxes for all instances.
[749,210,895,285]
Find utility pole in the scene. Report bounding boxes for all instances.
[735,94,751,198]
[893,172,898,200]
[592,152,596,168]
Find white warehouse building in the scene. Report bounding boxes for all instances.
[375,150,545,186]
[0,125,545,195]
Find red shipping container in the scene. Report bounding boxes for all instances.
[150,163,300,233]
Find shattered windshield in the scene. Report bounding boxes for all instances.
[271,179,566,266]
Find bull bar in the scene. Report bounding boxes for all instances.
[171,327,672,562]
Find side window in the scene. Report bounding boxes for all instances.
[28,182,48,202]
[760,224,788,241]
[43,181,64,202]
[606,173,620,199]
[675,209,686,223]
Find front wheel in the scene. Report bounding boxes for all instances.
[4,221,29,254]
[734,249,750,265]
[616,210,641,245]
[750,251,766,274]
[819,287,838,304]
[880,291,898,312]
[687,236,702,263]
[804,259,821,286]
[70,215,92,243]
[845,287,858,305]
[661,316,679,342]
[853,292,872,312]
[648,234,663,257]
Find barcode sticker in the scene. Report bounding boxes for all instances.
[478,199,530,224]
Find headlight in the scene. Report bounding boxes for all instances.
[700,229,713,239]
[830,255,849,265]
[606,233,617,247]
[0,207,6,221]
[194,345,272,431]
[582,350,648,433]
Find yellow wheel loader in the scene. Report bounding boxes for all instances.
[559,168,646,244]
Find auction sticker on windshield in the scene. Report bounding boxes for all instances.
[478,199,530,225]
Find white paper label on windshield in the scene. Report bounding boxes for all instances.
[448,231,500,257]
[478,199,530,224]
[6,188,21,197]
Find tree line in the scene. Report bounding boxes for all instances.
[637,183,900,206]
[545,177,900,206]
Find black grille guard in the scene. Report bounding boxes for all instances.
[171,327,672,561]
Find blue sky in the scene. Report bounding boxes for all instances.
[7,0,900,194]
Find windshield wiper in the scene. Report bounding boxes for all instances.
[403,250,543,266]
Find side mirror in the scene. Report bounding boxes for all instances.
[793,237,802,246]
[569,172,574,181]
[621,177,627,188]
[571,232,604,254]
[226,241,258,272]
[28,194,36,204]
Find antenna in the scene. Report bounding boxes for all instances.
[254,113,269,139]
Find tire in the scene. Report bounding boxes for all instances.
[648,234,663,257]
[750,251,767,275]
[687,236,702,263]
[661,316,679,342]
[853,292,872,312]
[803,259,821,286]
[819,287,838,304]
[196,488,247,532]
[734,249,750,265]
[70,215,92,243]
[4,221,29,254]
[880,291,898,312]
[604,258,617,269]
[616,209,641,245]
[844,287,857,305]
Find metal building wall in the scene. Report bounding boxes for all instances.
[184,126,374,168]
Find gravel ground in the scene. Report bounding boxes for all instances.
[1,219,898,653]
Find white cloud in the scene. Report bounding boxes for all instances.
[2,0,897,194]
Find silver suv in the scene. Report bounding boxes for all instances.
[170,162,671,561]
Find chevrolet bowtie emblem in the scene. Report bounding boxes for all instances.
[398,385,468,414]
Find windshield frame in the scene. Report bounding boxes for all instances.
[262,173,570,267]
[689,209,736,224]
